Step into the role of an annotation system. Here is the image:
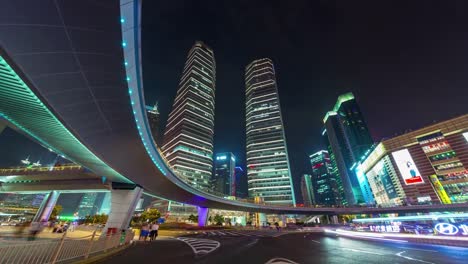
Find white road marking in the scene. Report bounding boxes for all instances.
[396,251,435,264]
[398,247,437,252]
[265,257,299,264]
[246,239,259,247]
[310,240,321,244]
[196,230,294,238]
[341,248,384,256]
[177,237,220,255]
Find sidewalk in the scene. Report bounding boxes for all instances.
[0,226,101,242]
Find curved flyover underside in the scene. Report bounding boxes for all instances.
[0,0,466,215]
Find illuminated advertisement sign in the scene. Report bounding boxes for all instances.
[391,149,424,185]
[435,223,458,235]
[369,223,401,233]
[216,155,226,160]
[429,175,452,204]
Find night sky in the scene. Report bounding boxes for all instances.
[1,0,468,201]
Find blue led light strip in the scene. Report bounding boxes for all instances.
[119,0,166,175]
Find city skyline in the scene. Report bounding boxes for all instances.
[140,1,468,202]
[0,1,467,262]
[1,1,468,204]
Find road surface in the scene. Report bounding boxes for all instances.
[97,230,468,264]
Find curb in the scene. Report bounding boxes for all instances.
[72,243,133,264]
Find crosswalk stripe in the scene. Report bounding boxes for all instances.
[187,230,294,238]
[177,237,221,255]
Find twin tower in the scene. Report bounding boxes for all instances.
[161,41,296,206]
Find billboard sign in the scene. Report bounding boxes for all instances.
[391,149,424,185]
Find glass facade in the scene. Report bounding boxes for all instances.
[146,103,162,146]
[213,152,236,196]
[235,166,248,198]
[245,58,295,206]
[323,92,374,205]
[301,174,314,206]
[322,130,347,205]
[360,155,402,206]
[309,150,344,206]
[162,41,216,191]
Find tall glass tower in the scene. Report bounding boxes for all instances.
[245,58,295,206]
[213,152,236,196]
[323,92,374,204]
[146,103,161,146]
[301,174,314,206]
[162,41,216,191]
[309,150,344,206]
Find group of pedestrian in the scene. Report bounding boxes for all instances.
[138,222,159,241]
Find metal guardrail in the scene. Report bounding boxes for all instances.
[0,230,134,264]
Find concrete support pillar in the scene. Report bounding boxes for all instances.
[256,213,267,227]
[197,207,209,227]
[331,215,339,225]
[281,215,287,227]
[104,186,142,234]
[33,191,60,222]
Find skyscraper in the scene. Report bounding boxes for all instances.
[301,174,314,206]
[309,150,343,206]
[322,129,347,205]
[235,166,248,198]
[213,152,236,196]
[146,103,162,146]
[323,92,374,205]
[162,41,216,191]
[245,58,295,206]
[76,193,98,217]
[163,41,216,190]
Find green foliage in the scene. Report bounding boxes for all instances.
[140,208,161,223]
[213,214,224,226]
[84,213,108,224]
[50,205,63,221]
[188,214,198,223]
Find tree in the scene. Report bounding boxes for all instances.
[140,208,161,223]
[213,214,224,226]
[83,213,108,224]
[188,214,198,223]
[50,205,63,221]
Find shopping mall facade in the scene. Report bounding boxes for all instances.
[356,114,468,206]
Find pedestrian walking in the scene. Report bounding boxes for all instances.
[28,221,42,241]
[274,222,280,232]
[139,223,149,241]
[150,222,159,241]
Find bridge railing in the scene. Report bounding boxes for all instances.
[0,229,134,264]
